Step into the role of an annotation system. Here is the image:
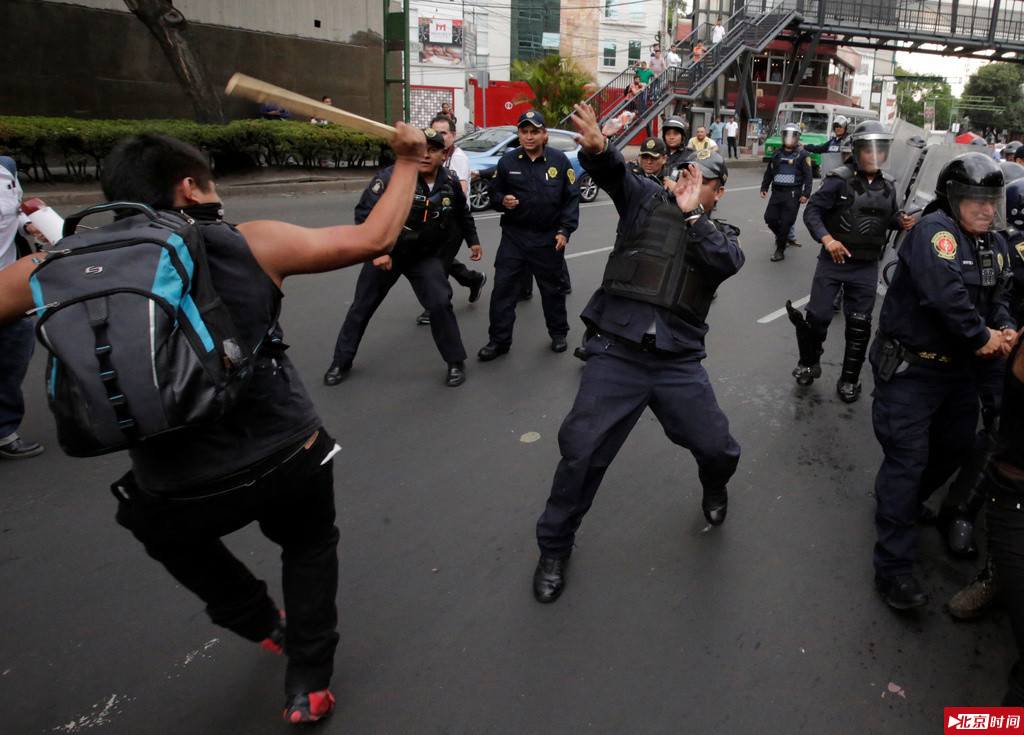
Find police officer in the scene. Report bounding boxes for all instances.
[761,124,813,262]
[802,115,850,162]
[628,136,670,180]
[870,152,1015,610]
[788,121,914,402]
[479,110,580,360]
[662,115,690,179]
[531,103,744,604]
[325,128,476,388]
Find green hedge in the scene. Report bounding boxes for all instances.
[0,117,392,181]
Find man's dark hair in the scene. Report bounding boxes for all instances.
[430,115,456,133]
[101,133,213,209]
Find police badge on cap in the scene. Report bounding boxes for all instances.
[423,128,446,149]
[517,110,546,129]
[639,138,667,157]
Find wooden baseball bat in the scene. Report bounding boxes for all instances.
[225,73,397,140]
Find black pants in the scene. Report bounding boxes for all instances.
[805,256,879,359]
[488,226,569,347]
[333,255,467,366]
[115,429,339,696]
[764,187,803,247]
[439,230,483,290]
[727,136,738,159]
[986,471,1024,705]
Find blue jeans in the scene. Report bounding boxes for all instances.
[0,318,35,443]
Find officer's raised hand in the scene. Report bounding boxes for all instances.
[822,235,852,264]
[569,102,606,155]
[390,122,428,162]
[674,163,702,213]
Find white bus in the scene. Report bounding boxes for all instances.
[764,102,879,174]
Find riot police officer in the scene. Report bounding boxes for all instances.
[869,153,1015,610]
[478,110,580,360]
[531,103,744,604]
[324,128,476,387]
[802,115,850,169]
[788,121,914,402]
[761,123,813,262]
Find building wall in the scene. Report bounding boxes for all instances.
[561,2,600,78]
[595,0,664,86]
[4,0,385,121]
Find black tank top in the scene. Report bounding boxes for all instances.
[128,220,321,492]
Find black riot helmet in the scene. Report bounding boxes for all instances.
[849,121,893,173]
[1007,176,1024,229]
[662,115,688,150]
[930,152,1005,229]
[683,148,729,185]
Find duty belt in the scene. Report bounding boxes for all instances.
[602,331,680,358]
[875,331,960,369]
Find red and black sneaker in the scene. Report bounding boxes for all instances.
[260,611,286,655]
[283,689,335,724]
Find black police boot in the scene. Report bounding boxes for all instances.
[770,245,786,262]
[792,363,821,386]
[550,336,568,353]
[467,273,487,304]
[786,301,822,385]
[937,435,994,558]
[836,313,871,404]
[532,554,570,603]
[445,362,466,387]
[323,362,352,386]
[875,573,928,610]
[701,486,728,526]
[416,309,431,326]
[477,342,510,361]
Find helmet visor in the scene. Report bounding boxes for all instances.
[782,130,800,146]
[948,181,1006,233]
[853,140,890,173]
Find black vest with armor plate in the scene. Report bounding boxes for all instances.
[601,197,723,326]
[395,173,459,258]
[824,166,895,260]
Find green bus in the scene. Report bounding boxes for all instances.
[763,102,879,176]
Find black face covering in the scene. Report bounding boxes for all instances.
[179,201,225,222]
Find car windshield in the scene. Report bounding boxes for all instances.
[457,128,514,152]
[801,113,830,135]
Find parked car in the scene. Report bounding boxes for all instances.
[456,126,600,211]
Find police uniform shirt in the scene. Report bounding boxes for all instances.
[803,168,900,261]
[761,147,813,197]
[357,164,480,255]
[577,144,744,357]
[486,145,580,239]
[803,132,850,155]
[879,209,1014,359]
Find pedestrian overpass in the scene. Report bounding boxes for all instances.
[566,0,1024,148]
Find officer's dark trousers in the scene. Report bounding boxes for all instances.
[986,471,1024,705]
[115,430,339,697]
[870,356,978,578]
[0,317,34,442]
[333,255,467,366]
[439,231,482,290]
[536,334,741,556]
[488,226,569,347]
[805,257,879,359]
[764,186,802,247]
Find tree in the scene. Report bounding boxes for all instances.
[123,0,224,124]
[962,62,1024,133]
[511,54,595,127]
[894,65,953,129]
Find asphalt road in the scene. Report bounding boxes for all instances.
[0,166,1013,735]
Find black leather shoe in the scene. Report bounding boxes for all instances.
[468,274,487,304]
[702,486,728,526]
[0,437,44,460]
[836,380,861,403]
[533,554,570,603]
[573,346,589,362]
[323,363,351,386]
[551,337,568,353]
[875,573,928,610]
[792,363,821,386]
[786,239,802,248]
[445,362,466,387]
[770,247,786,262]
[477,342,510,361]
[519,290,533,301]
[416,310,431,326]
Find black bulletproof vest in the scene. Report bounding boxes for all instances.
[395,174,459,258]
[825,167,895,259]
[128,220,320,493]
[602,198,721,326]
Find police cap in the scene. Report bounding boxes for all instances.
[517,110,546,129]
[423,128,446,149]
[683,148,728,184]
[639,138,667,157]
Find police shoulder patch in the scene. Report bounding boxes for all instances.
[1017,242,1024,262]
[371,179,385,194]
[567,168,576,184]
[999,252,1005,271]
[932,230,957,260]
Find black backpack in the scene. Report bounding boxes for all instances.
[29,203,259,457]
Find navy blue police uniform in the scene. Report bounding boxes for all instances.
[870,210,1013,586]
[535,145,744,559]
[762,146,813,252]
[484,133,580,349]
[330,163,475,373]
[802,131,850,156]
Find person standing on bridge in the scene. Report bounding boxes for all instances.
[531,103,743,604]
[761,123,813,262]
[786,121,914,403]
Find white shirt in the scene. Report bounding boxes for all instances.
[446,146,471,192]
[0,164,25,270]
[666,50,682,68]
[712,24,726,44]
[725,120,739,137]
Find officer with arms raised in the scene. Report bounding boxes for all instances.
[761,124,813,262]
[870,153,1015,610]
[531,103,744,604]
[802,115,851,167]
[788,121,914,402]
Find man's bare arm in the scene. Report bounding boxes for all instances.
[0,256,43,326]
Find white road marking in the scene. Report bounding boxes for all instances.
[758,295,809,324]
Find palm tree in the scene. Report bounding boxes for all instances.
[511,54,595,126]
